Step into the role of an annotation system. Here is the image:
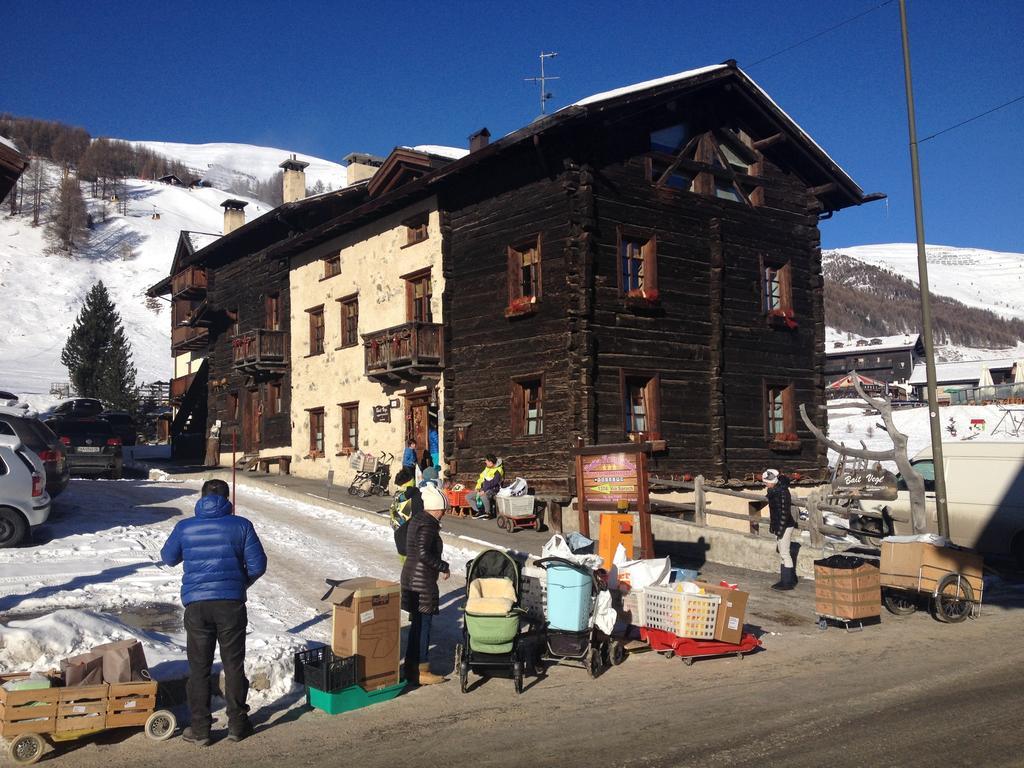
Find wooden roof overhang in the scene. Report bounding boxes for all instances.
[0,141,28,203]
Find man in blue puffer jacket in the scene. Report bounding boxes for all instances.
[161,479,267,746]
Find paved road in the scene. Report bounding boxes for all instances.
[12,478,1024,768]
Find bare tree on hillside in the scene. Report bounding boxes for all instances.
[47,174,89,254]
[26,157,48,227]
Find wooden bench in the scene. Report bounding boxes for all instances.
[257,455,291,475]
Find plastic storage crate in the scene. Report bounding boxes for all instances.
[307,681,405,715]
[520,565,547,622]
[495,494,535,518]
[293,645,358,693]
[642,585,721,639]
[622,589,647,627]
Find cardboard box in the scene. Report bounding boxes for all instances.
[814,556,880,620]
[697,582,749,644]
[879,541,983,599]
[323,578,401,692]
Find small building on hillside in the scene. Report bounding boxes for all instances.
[825,334,924,385]
[157,174,185,186]
[909,357,1020,403]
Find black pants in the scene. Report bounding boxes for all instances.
[184,599,249,733]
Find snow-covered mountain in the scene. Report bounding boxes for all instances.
[0,159,273,403]
[130,140,347,193]
[826,243,1024,321]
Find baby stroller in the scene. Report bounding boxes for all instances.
[537,557,625,677]
[453,549,539,694]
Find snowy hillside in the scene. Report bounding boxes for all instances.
[827,243,1024,321]
[131,140,347,192]
[0,160,270,401]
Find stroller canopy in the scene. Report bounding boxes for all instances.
[467,549,520,594]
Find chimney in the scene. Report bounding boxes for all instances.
[221,199,248,235]
[343,152,386,186]
[469,127,491,153]
[279,153,310,204]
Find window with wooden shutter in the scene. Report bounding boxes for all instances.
[617,229,658,298]
[511,377,543,438]
[762,260,793,312]
[507,236,542,310]
[308,407,325,456]
[620,370,661,441]
[765,383,796,438]
[307,305,325,355]
[403,212,429,245]
[339,402,358,453]
[323,255,341,279]
[265,292,281,331]
[405,271,432,323]
[338,294,358,348]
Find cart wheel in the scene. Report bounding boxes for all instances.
[736,652,744,660]
[145,710,177,741]
[609,640,627,666]
[586,647,601,678]
[513,661,524,694]
[682,657,694,667]
[883,589,918,616]
[932,574,974,624]
[8,733,45,765]
[454,644,469,693]
[496,515,506,530]
[660,649,675,659]
[532,517,541,531]
[817,618,828,631]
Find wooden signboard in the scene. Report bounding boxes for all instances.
[833,461,898,501]
[372,405,391,423]
[573,443,653,559]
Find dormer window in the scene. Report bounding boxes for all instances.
[647,125,757,205]
[404,212,429,245]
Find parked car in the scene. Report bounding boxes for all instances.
[44,417,124,480]
[857,442,1024,565]
[0,405,70,497]
[0,435,51,547]
[99,410,138,447]
[48,398,105,418]
[0,390,19,405]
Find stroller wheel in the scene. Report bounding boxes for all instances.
[609,640,627,666]
[454,644,469,693]
[586,646,601,679]
[513,661,524,694]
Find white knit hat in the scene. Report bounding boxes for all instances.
[761,469,780,484]
[421,485,450,513]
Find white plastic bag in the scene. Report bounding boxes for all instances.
[611,556,671,591]
[540,534,603,569]
[593,590,616,635]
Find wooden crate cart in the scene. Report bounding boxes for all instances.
[879,540,984,623]
[0,674,175,765]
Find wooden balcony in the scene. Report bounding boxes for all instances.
[171,324,208,352]
[363,322,443,384]
[170,373,195,403]
[171,266,207,299]
[232,329,288,372]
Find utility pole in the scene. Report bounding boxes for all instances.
[899,0,950,538]
[524,51,560,115]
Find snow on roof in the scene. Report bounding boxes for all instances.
[0,135,20,153]
[908,358,1019,385]
[186,231,220,252]
[407,145,470,160]
[827,334,921,355]
[571,64,727,107]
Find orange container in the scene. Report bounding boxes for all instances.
[598,513,634,567]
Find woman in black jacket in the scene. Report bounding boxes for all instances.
[400,485,451,685]
[763,468,797,591]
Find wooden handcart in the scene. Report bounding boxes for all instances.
[0,674,175,765]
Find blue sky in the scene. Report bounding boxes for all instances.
[3,0,1022,251]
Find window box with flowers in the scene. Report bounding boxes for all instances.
[624,287,660,309]
[768,432,801,452]
[766,307,798,330]
[504,295,538,319]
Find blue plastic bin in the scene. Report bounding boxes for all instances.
[669,567,700,583]
[545,562,593,631]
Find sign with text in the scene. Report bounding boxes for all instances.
[372,405,391,423]
[833,463,898,501]
[581,453,641,507]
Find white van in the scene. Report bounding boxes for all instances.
[859,442,1024,563]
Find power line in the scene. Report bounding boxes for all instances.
[745,0,895,69]
[917,95,1024,143]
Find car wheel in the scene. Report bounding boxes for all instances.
[0,507,29,548]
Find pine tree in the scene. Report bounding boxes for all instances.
[61,282,138,409]
[48,173,89,253]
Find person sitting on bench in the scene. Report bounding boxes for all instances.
[467,454,503,520]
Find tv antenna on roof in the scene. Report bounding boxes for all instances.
[524,51,560,115]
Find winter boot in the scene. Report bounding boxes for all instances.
[770,565,787,591]
[772,566,796,592]
[417,662,448,685]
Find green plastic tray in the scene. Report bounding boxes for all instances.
[307,680,406,715]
